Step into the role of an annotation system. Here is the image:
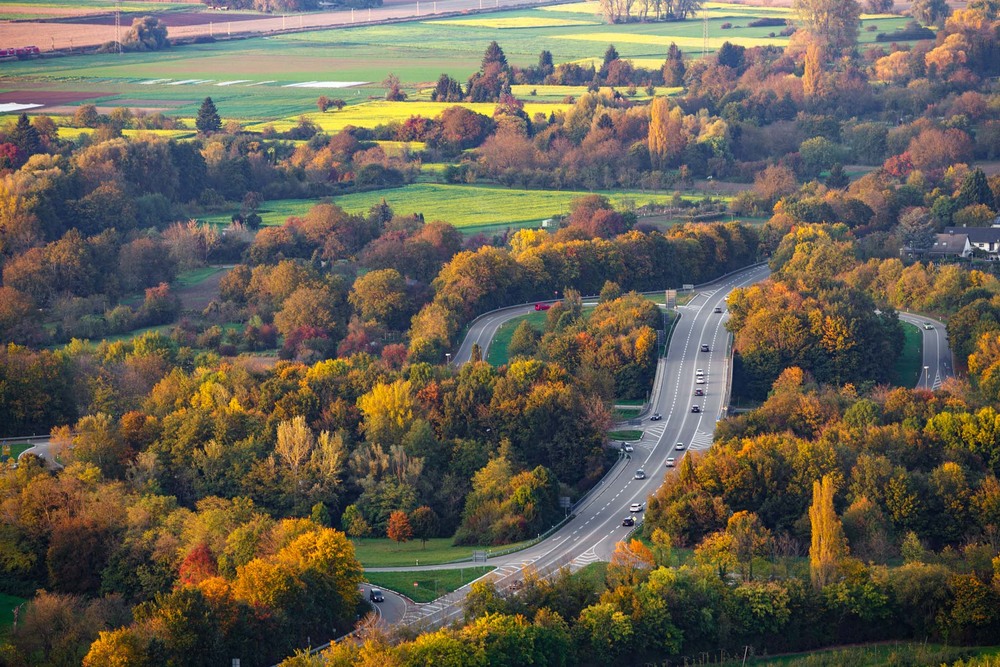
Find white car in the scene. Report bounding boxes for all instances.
[696,377,705,384]
[675,442,685,450]
[696,369,705,377]
[665,457,676,467]
[630,502,644,513]
[621,442,634,453]
[923,323,934,330]
[634,469,646,480]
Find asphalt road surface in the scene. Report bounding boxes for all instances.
[898,312,953,390]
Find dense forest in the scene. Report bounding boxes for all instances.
[2,0,1000,663]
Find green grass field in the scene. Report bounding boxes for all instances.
[175,265,227,288]
[891,321,923,388]
[0,593,27,636]
[364,566,493,603]
[198,185,705,229]
[351,537,533,567]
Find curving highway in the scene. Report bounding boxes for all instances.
[371,265,772,629]
[369,265,960,631]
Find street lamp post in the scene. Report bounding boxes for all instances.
[924,366,929,390]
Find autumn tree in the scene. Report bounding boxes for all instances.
[648,97,686,169]
[809,475,848,590]
[387,510,413,544]
[794,0,860,53]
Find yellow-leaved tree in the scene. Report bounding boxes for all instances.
[809,474,848,590]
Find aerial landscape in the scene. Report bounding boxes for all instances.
[2,0,1000,663]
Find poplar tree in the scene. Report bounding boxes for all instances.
[809,475,848,590]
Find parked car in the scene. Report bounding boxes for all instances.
[650,413,661,421]
[622,516,635,527]
[634,469,646,480]
[665,457,676,467]
[701,344,710,352]
[694,388,704,396]
[714,306,723,313]
[369,588,384,603]
[691,405,701,413]
[534,303,551,311]
[630,502,644,513]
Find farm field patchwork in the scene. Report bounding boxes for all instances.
[199,184,709,229]
[0,3,920,124]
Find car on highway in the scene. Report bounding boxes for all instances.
[701,344,710,352]
[369,588,384,603]
[694,388,704,396]
[675,442,685,450]
[923,323,934,330]
[622,516,635,527]
[630,502,644,513]
[714,306,723,313]
[696,369,704,376]
[534,303,551,311]
[665,457,676,467]
[696,377,705,384]
[691,405,701,413]
[621,442,634,452]
[650,413,662,421]
[634,468,646,480]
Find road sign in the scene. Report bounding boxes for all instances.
[682,283,694,291]
[559,496,571,509]
[665,289,677,308]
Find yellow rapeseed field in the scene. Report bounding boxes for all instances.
[244,100,572,133]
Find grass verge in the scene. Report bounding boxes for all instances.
[891,321,923,388]
[485,311,549,367]
[351,537,532,567]
[365,567,493,603]
[752,643,1000,666]
[613,408,641,420]
[608,429,643,440]
[0,444,31,463]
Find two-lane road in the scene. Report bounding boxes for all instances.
[898,313,953,390]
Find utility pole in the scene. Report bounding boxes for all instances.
[702,12,708,58]
[115,0,122,54]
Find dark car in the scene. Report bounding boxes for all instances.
[622,516,635,527]
[694,388,704,396]
[534,303,551,311]
[369,588,384,603]
[700,344,710,352]
[691,405,701,413]
[714,306,723,313]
